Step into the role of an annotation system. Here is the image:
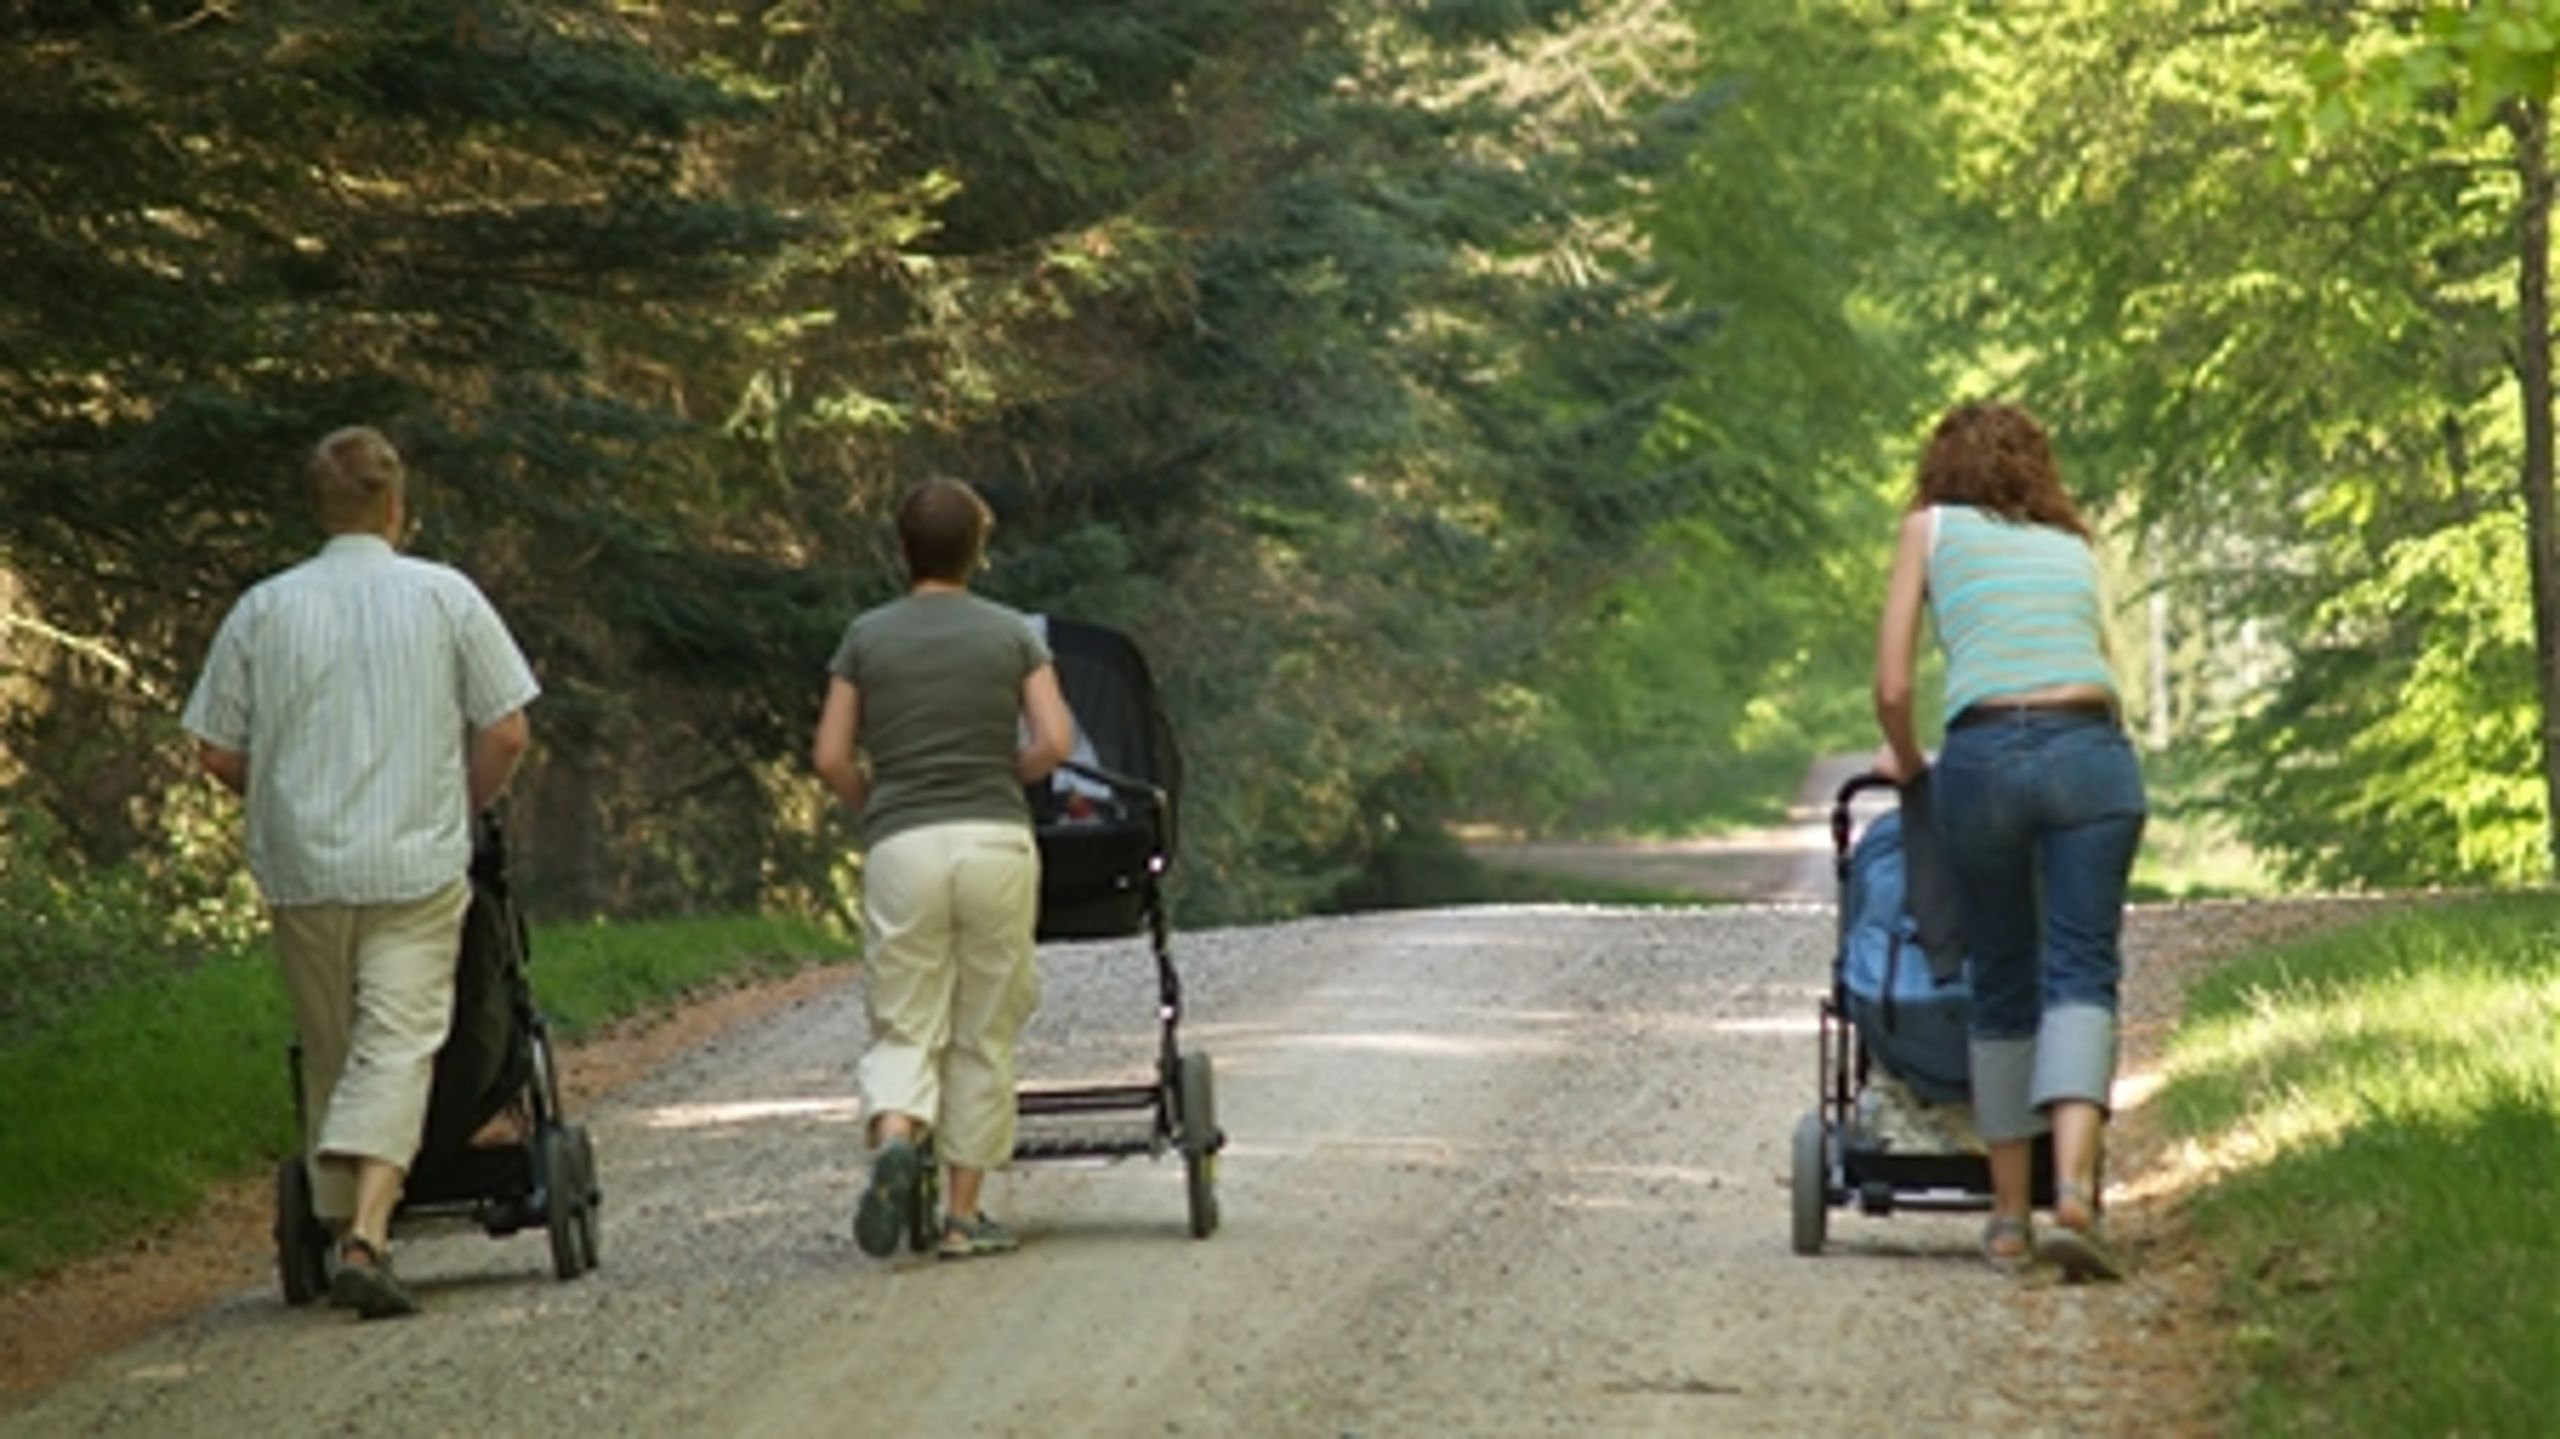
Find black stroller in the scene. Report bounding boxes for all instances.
[272,814,602,1300]
[1790,773,2054,1255]
[879,616,1225,1250]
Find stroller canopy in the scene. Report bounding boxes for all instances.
[1038,615,1182,826]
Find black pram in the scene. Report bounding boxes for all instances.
[271,814,602,1300]
[873,616,1225,1251]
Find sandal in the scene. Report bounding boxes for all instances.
[937,1212,1019,1260]
[328,1237,419,1320]
[2037,1182,2124,1283]
[854,1137,919,1259]
[1980,1214,2033,1274]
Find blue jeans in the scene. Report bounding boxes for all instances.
[1933,711,2146,1140]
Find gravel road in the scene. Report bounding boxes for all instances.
[3,878,2348,1439]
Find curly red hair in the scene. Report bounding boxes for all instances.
[1911,402,2090,540]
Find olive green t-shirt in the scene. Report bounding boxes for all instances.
[827,591,1051,848]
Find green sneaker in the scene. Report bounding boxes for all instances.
[937,1213,1019,1260]
[854,1138,918,1259]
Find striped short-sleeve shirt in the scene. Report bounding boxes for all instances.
[1926,505,2117,724]
[182,534,540,906]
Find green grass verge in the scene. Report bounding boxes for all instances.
[2154,893,2560,1436]
[517,914,853,1041]
[0,912,851,1289]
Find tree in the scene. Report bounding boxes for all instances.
[1947,0,2552,887]
[1512,0,1969,835]
[2303,0,2560,872]
[0,0,798,910]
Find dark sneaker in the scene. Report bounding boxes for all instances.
[854,1138,919,1259]
[328,1239,419,1320]
[937,1213,1019,1260]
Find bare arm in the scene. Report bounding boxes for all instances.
[196,738,248,797]
[812,676,869,812]
[1016,663,1074,784]
[1872,508,1932,783]
[467,708,531,811]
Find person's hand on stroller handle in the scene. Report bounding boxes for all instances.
[1870,742,1929,785]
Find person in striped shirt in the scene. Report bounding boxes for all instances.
[1872,401,2147,1282]
[183,426,539,1318]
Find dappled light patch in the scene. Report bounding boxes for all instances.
[1705,1014,1821,1038]
[1284,1029,1566,1059]
[2141,897,2559,1434]
[640,1096,861,1132]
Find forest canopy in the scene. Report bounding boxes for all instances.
[2,0,2551,1030]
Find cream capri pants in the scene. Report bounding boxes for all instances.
[857,820,1041,1171]
[271,877,470,1223]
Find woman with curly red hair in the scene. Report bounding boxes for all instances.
[1872,401,2147,1281]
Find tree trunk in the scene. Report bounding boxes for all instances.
[2507,97,2560,879]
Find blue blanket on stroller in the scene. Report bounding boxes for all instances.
[1840,798,1972,1104]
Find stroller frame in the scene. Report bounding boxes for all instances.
[1791,773,2054,1256]
[1013,758,1222,1237]
[272,813,602,1301]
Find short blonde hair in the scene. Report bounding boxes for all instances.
[310,426,404,534]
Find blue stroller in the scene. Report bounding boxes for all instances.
[1790,773,2056,1254]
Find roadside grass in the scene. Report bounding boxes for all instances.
[0,913,851,1289]
[2155,892,2560,1436]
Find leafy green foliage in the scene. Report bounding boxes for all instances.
[1942,0,2552,884]
[8,0,2552,1006]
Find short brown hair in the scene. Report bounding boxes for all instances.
[1911,402,2090,540]
[897,477,993,584]
[309,426,404,534]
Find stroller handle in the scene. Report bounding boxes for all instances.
[1829,772,1900,859]
[1057,759,1178,861]
[1061,758,1165,807]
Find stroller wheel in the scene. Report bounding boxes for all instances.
[274,1157,331,1305]
[565,1121,604,1264]
[572,1124,602,1270]
[540,1126,591,1281]
[1177,1051,1219,1239]
[1790,1110,1829,1256]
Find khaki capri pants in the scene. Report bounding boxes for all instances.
[857,821,1041,1171]
[271,877,470,1223]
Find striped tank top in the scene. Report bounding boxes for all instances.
[1926,505,2116,724]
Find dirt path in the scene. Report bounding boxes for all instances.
[1466,752,1875,902]
[3,761,2378,1437]
[3,893,2364,1438]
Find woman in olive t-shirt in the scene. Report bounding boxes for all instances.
[813,477,1075,1260]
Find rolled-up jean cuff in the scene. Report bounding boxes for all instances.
[1968,1038,2048,1142]
[2030,1003,2119,1114]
